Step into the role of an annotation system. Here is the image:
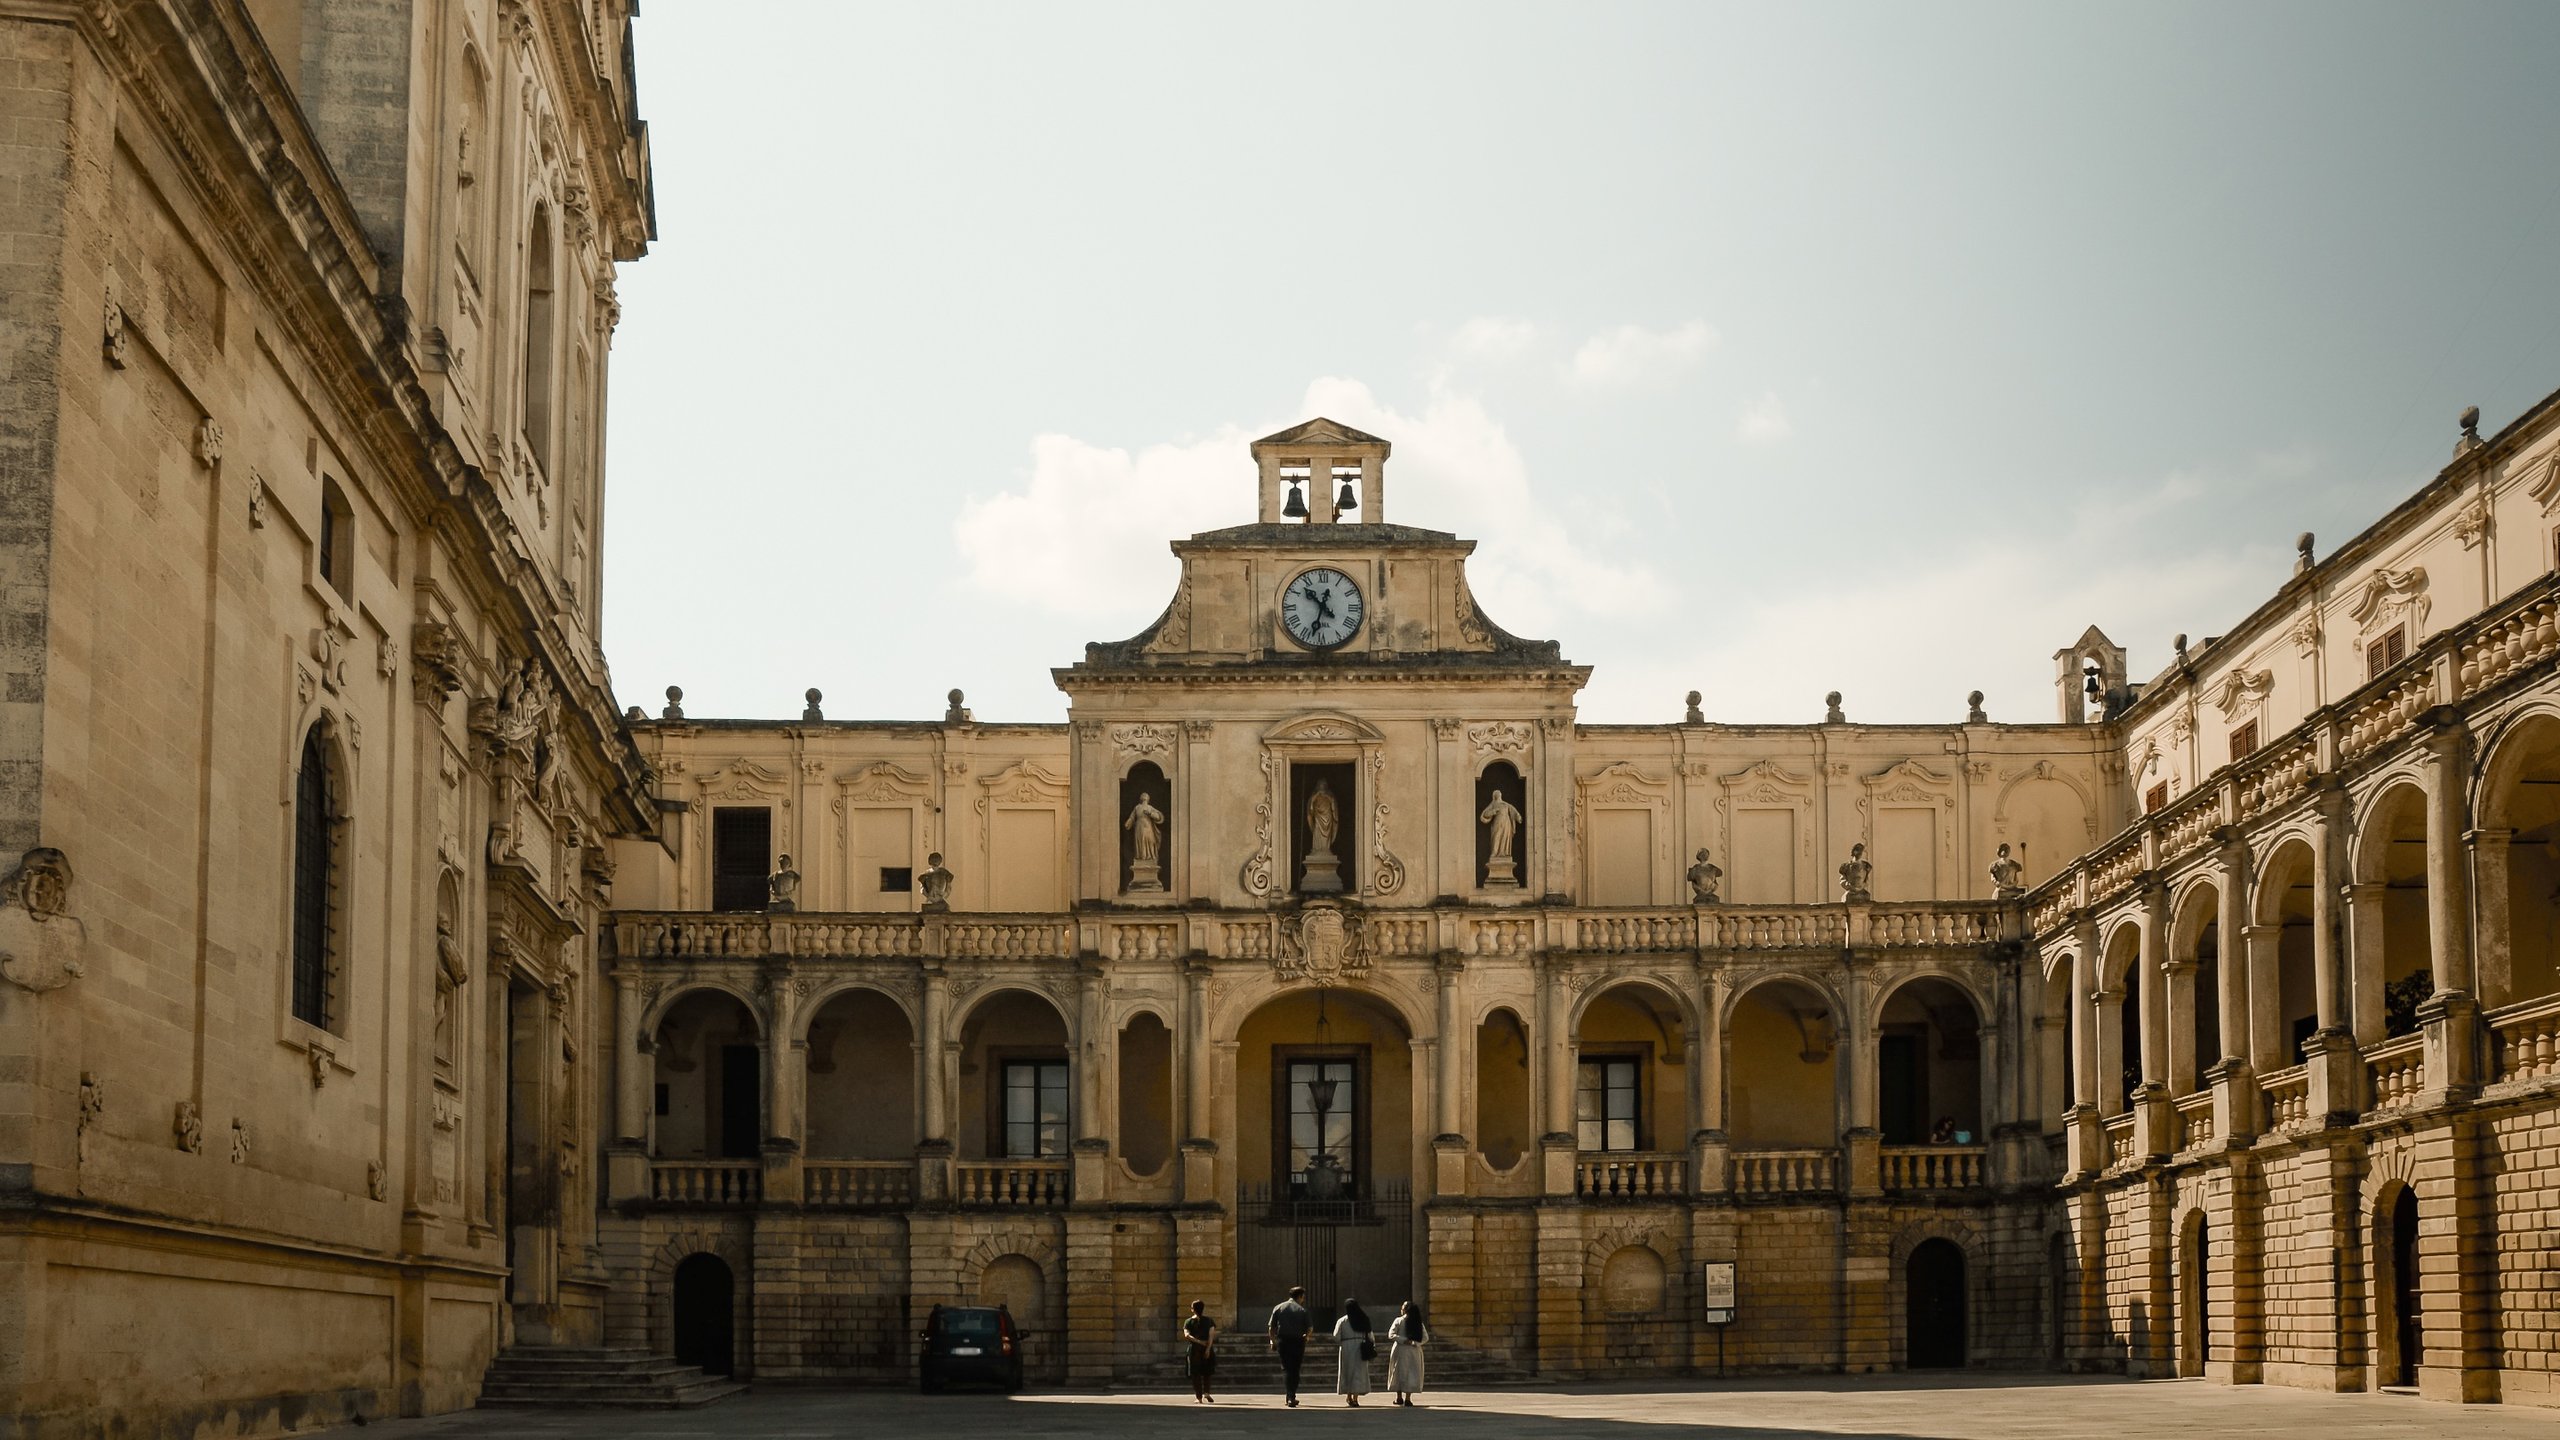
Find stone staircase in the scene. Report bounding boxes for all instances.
[476,1347,747,1409]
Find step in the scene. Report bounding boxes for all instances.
[476,1346,746,1412]
[477,1380,747,1411]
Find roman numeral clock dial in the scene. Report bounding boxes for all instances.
[1280,567,1364,651]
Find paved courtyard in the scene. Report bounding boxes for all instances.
[323,1375,2556,1439]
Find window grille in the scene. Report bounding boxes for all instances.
[2365,627,2406,682]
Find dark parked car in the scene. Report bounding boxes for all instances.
[918,1304,1024,1393]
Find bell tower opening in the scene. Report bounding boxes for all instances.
[1253,418,1390,525]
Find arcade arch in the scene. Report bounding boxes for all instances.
[1725,977,1838,1147]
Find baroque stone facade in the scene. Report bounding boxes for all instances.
[0,1,652,1434]
[604,407,2560,1406]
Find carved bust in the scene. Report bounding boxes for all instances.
[768,854,802,911]
[1990,843,2026,899]
[1837,843,1873,904]
[918,852,954,911]
[1686,848,1723,904]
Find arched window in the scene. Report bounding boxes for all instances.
[522,206,557,474]
[291,727,340,1029]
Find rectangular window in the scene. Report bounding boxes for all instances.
[879,866,913,893]
[709,806,772,912]
[1283,1057,1359,1194]
[2365,626,2407,682]
[2144,782,2170,815]
[2228,720,2260,763]
[1575,1057,1641,1152]
[1002,1060,1069,1158]
[318,477,354,596]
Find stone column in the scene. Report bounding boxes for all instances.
[607,966,649,1204]
[2133,892,2173,1157]
[1430,954,1469,1198]
[2342,882,2388,1044]
[2092,987,2126,1119]
[916,962,952,1203]
[761,965,801,1204]
[2243,924,2286,1073]
[2311,792,2346,1030]
[2208,844,2258,1139]
[1537,953,1576,1196]
[2069,927,2098,1110]
[2163,960,2198,1095]
[2419,727,2482,1097]
[1178,956,1216,1202]
[1692,963,1730,1195]
[1839,962,1880,1197]
[2307,794,2367,1119]
[2467,827,2516,1008]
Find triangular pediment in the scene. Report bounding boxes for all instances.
[1252,417,1390,451]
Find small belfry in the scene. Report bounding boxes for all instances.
[1255,418,1389,524]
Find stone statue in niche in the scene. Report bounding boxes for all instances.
[1686,848,1724,904]
[918,852,954,911]
[768,854,802,912]
[1301,781,1344,894]
[433,911,471,1066]
[1990,843,2026,899]
[1837,843,1873,904]
[0,847,87,994]
[1124,792,1166,893]
[1478,787,1523,887]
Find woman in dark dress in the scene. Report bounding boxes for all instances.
[1181,1299,1219,1403]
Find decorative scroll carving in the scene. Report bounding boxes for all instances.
[1241,749,1277,897]
[2346,566,2429,639]
[1276,901,1369,984]
[1366,751,1406,897]
[195,418,224,468]
[247,471,269,528]
[2452,494,2491,550]
[1468,720,1535,761]
[1110,723,1179,759]
[2211,666,2274,720]
[173,1099,202,1153]
[2287,610,2321,656]
[2529,454,2560,515]
[836,761,931,805]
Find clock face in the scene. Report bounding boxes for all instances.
[1280,567,1365,650]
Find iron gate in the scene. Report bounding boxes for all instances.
[1237,1181,1413,1326]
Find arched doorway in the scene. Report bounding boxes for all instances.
[2177,1212,2209,1378]
[672,1253,736,1376]
[1875,977,1983,1146]
[652,989,764,1161]
[1233,986,1416,1324]
[2384,1185,2422,1388]
[1906,1239,1966,1368]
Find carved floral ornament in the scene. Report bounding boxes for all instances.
[1468,721,1536,761]
[2211,666,2275,720]
[2528,453,2560,515]
[2346,566,2429,639]
[835,761,930,806]
[1110,723,1178,760]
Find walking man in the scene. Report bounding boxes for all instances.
[1266,1285,1312,1407]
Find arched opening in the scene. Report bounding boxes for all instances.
[1475,760,1527,889]
[1118,761,1170,895]
[2377,1182,2422,1389]
[2098,923,2142,1115]
[2169,887,2221,1096]
[1117,1012,1174,1176]
[290,724,344,1032]
[1599,1245,1666,1316]
[979,1252,1049,1380]
[1573,982,1689,1154]
[1876,977,1982,1145]
[1474,1007,1533,1171]
[1906,1239,1967,1369]
[521,205,558,474]
[1234,987,1415,1323]
[672,1253,736,1376]
[2177,1211,2210,1378]
[652,990,763,1159]
[2478,716,2560,1007]
[1725,979,1837,1148]
[2041,958,2074,1129]
[2353,784,2433,1041]
[2255,838,2321,1067]
[957,991,1072,1160]
[804,988,914,1159]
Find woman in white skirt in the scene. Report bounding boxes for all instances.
[1386,1300,1428,1406]
[1331,1297,1375,1406]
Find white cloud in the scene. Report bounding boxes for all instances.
[952,378,1671,643]
[1566,320,1717,387]
[1445,316,1539,363]
[1736,391,1793,445]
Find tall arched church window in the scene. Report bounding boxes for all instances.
[291,727,340,1030]
[522,206,557,475]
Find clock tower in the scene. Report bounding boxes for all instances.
[1055,419,1588,908]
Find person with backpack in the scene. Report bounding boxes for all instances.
[1266,1285,1312,1407]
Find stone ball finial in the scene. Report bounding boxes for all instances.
[1683,690,1704,724]
[802,688,824,722]
[2460,404,2481,438]
[1824,691,1845,724]
[661,685,684,721]
[1966,690,1987,723]
[943,689,972,724]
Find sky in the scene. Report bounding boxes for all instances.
[599,1,2560,729]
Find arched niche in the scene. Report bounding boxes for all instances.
[1118,760,1171,897]
[1475,760,1527,891]
[805,987,916,1159]
[1117,1011,1174,1176]
[653,988,763,1159]
[1474,1007,1534,1171]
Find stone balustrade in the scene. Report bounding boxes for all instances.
[649,1159,761,1205]
[2366,1033,2426,1111]
[1879,1144,1985,1191]
[805,1160,914,1207]
[1730,1147,1839,1198]
[2172,1091,2215,1152]
[955,1160,1069,1208]
[2457,595,2558,694]
[2102,1113,2136,1169]
[2491,994,2560,1083]
[2261,1064,2311,1133]
[1575,1151,1688,1201]
[2340,671,2437,762]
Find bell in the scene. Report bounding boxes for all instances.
[1282,482,1308,519]
[1335,479,1357,513]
